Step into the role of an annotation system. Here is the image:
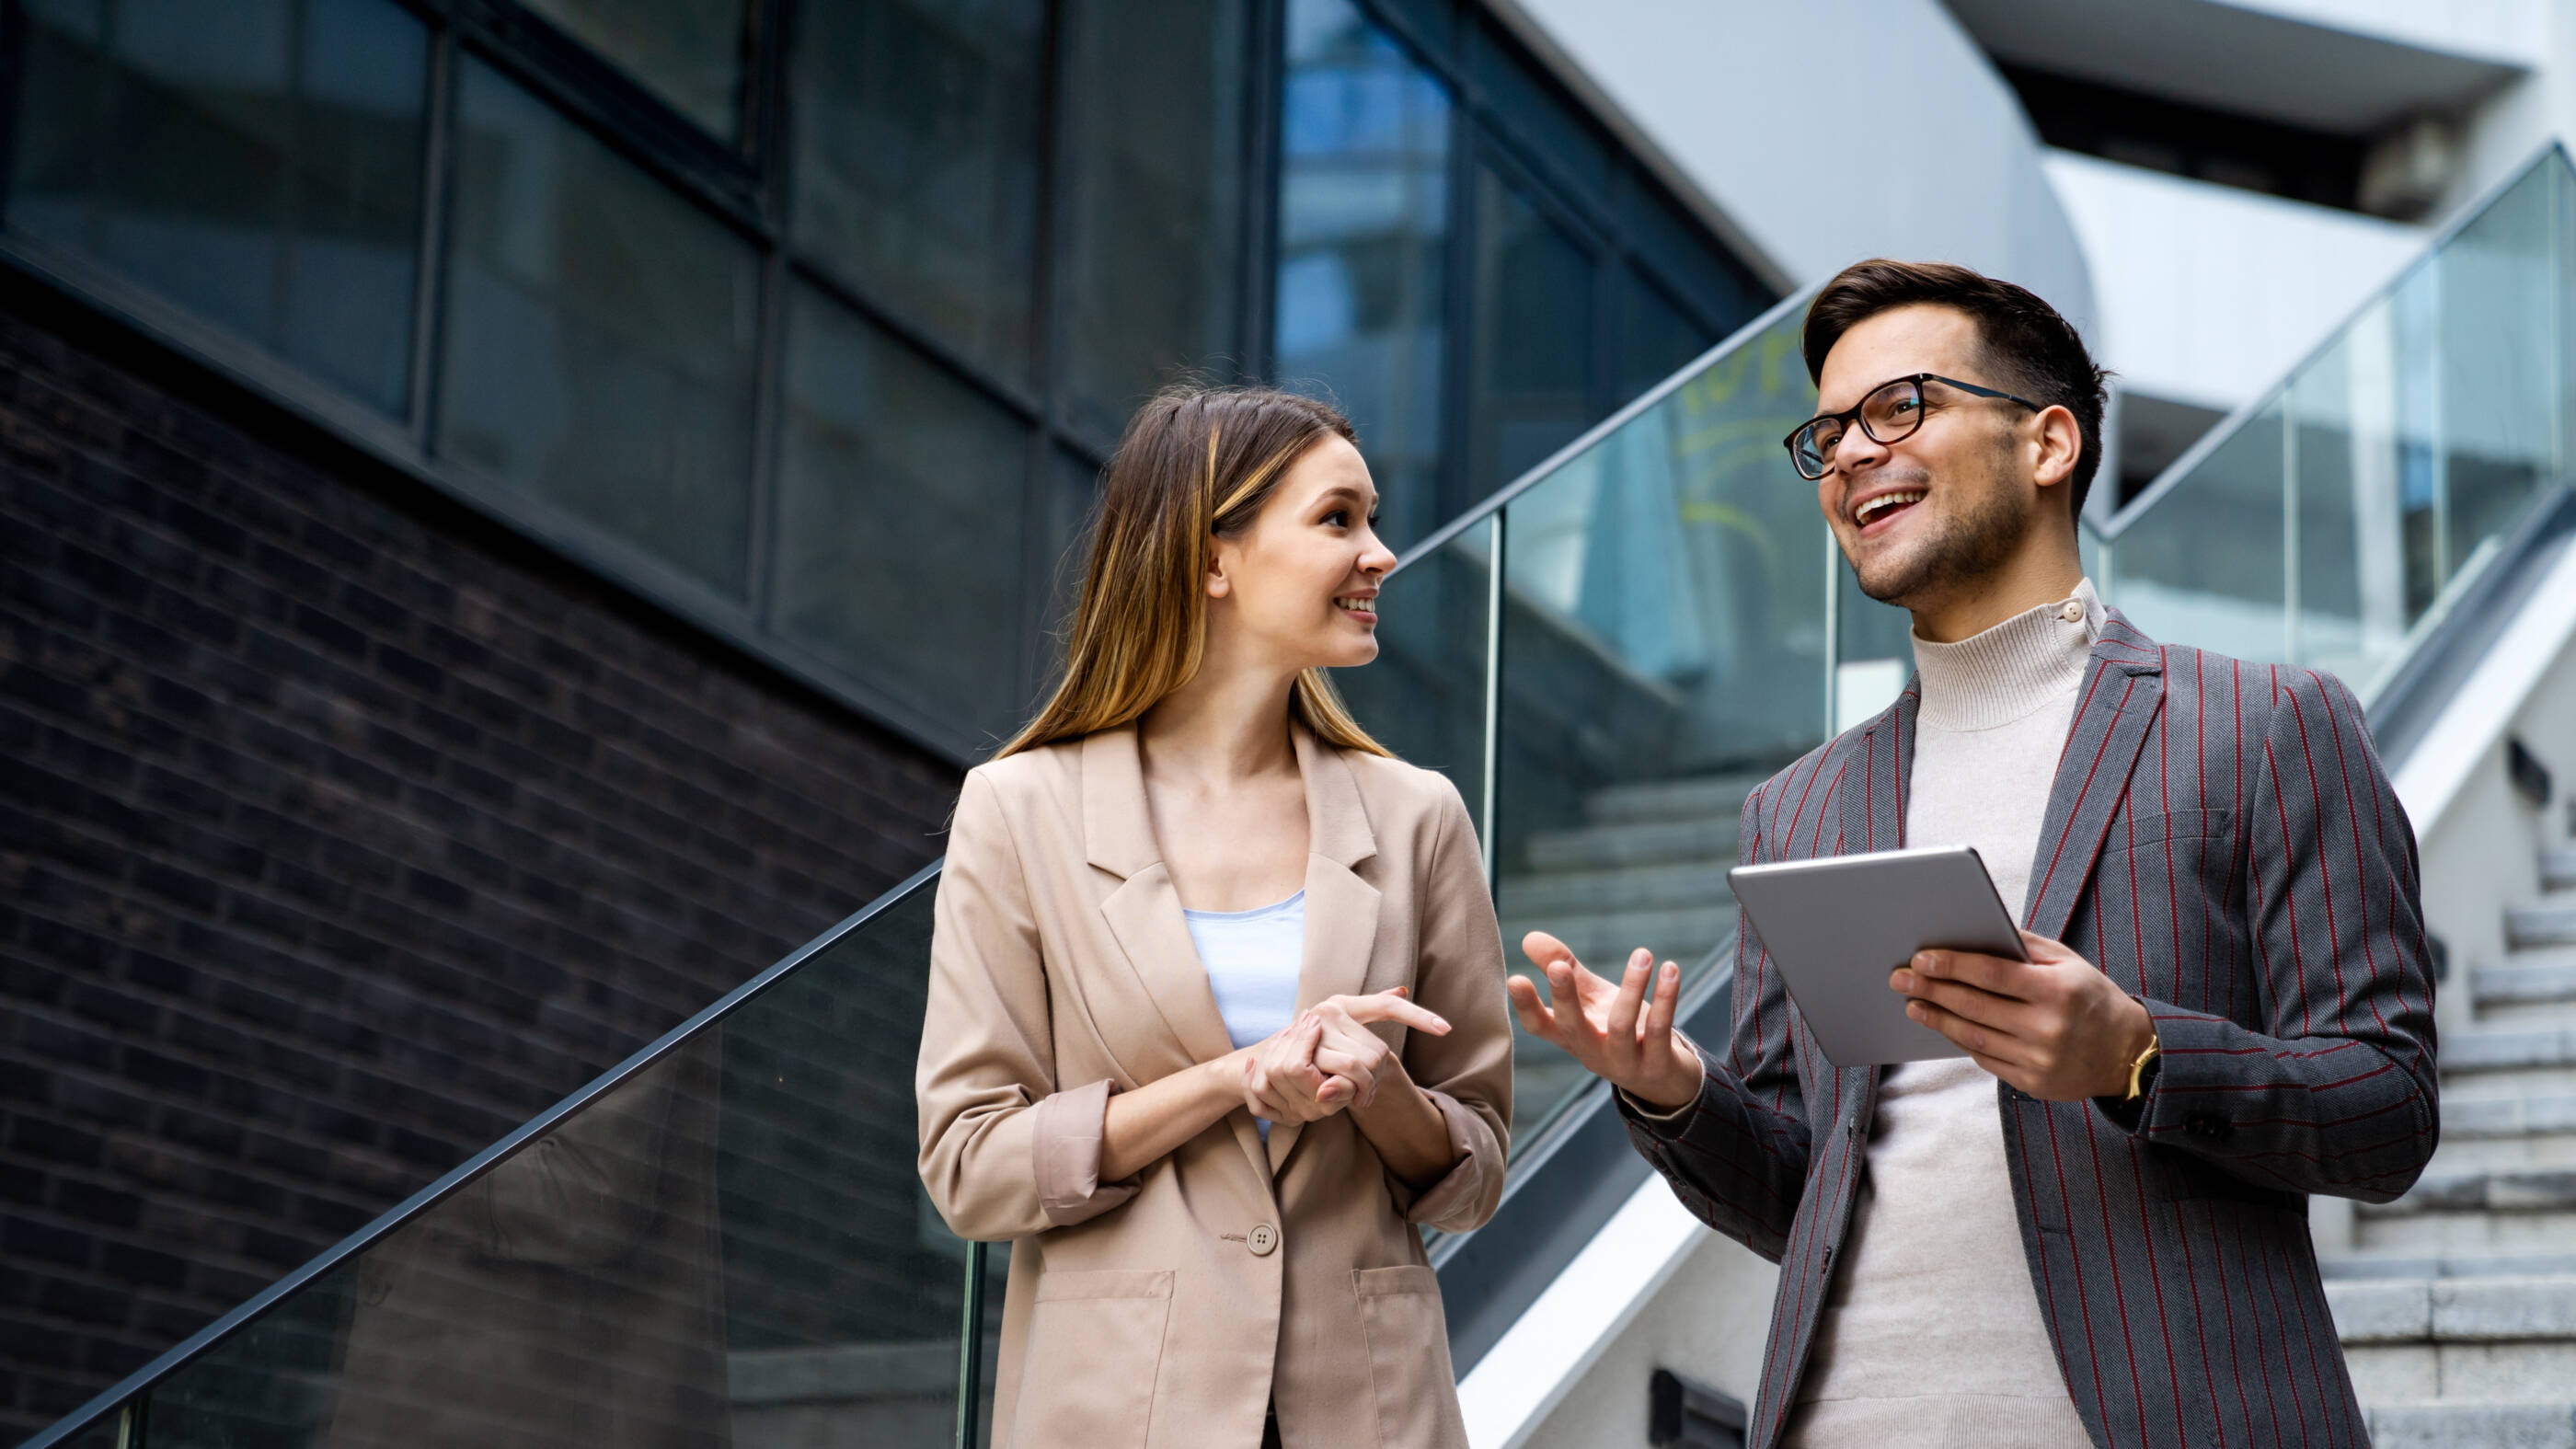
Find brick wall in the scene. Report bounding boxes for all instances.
[0,293,963,1432]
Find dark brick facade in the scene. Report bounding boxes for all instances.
[0,288,963,1433]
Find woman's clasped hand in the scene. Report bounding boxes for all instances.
[1237,988,1452,1123]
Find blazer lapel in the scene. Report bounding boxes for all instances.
[1087,729,1241,1068]
[1269,728,1381,1172]
[2022,620,2166,941]
[1837,678,1920,859]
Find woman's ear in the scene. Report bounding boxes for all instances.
[1205,535,1233,600]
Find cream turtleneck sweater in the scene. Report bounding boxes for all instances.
[1783,580,2103,1449]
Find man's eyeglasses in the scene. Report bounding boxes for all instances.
[1782,373,2042,481]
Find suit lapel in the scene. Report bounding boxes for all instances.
[1837,679,1920,859]
[2022,621,2165,941]
[1269,729,1380,1172]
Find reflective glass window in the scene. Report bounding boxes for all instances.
[1624,180,1769,344]
[1470,165,1596,496]
[792,0,1044,383]
[438,60,760,596]
[517,0,749,139]
[1275,0,1452,550]
[1616,266,1713,404]
[774,283,1033,747]
[1466,16,1609,202]
[1055,0,1249,442]
[10,0,427,415]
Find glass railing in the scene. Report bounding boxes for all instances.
[42,144,2576,1449]
[2094,144,2576,703]
[1346,291,1855,1144]
[17,864,1026,1449]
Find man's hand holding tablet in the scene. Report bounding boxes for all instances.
[1892,932,2157,1102]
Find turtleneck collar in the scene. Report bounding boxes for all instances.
[1910,578,2102,731]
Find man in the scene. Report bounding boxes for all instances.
[1512,260,2437,1449]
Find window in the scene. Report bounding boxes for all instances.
[791,0,1046,383]
[1469,164,1595,496]
[774,285,1034,743]
[438,59,761,596]
[0,0,1768,764]
[1054,0,1250,443]
[10,0,428,414]
[516,0,749,140]
[1276,0,1452,549]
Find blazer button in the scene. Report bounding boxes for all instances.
[1248,1223,1280,1256]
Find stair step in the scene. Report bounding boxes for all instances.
[2511,902,2576,950]
[1499,905,1738,973]
[1500,860,1733,918]
[1522,815,1743,872]
[2440,1029,2576,1075]
[2363,1400,2576,1448]
[2329,1276,2576,1343]
[2363,1169,2576,1217]
[2322,1254,2576,1281]
[2354,1209,2576,1257]
[1584,775,1761,827]
[2477,960,2576,1011]
[2543,848,2576,893]
[2444,1094,2576,1141]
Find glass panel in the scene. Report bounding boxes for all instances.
[774,284,1034,748]
[98,882,972,1449]
[2105,401,2289,663]
[1275,0,1453,552]
[9,0,427,414]
[438,60,760,597]
[1469,165,1596,501]
[1335,524,1492,836]
[2287,311,2409,693]
[2433,155,2561,579]
[517,0,747,139]
[791,0,1043,383]
[1491,305,1828,1139]
[1055,0,1248,439]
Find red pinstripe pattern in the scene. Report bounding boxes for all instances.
[1614,618,2426,1448]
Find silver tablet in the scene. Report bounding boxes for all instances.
[1726,845,2028,1067]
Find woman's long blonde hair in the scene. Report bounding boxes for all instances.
[995,384,1392,760]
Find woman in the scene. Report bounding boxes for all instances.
[916,385,1512,1449]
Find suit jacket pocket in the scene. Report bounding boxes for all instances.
[1353,1265,1466,1449]
[2101,808,2232,854]
[1008,1269,1174,1447]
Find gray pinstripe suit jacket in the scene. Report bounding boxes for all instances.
[1620,609,2441,1449]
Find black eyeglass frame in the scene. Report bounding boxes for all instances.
[1782,372,2044,480]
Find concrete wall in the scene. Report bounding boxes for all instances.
[2044,153,2424,412]
[1492,0,2098,336]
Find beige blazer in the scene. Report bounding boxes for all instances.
[916,723,1512,1449]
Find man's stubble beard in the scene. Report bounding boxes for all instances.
[1847,454,2032,609]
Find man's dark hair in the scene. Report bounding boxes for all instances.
[1801,259,2111,522]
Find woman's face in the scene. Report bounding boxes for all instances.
[1209,435,1396,672]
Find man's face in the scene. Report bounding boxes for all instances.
[1811,305,2039,610]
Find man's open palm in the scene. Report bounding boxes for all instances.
[1507,932,1703,1111]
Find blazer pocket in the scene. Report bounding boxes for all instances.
[1008,1269,1174,1447]
[1353,1266,1466,1449]
[2102,808,2232,854]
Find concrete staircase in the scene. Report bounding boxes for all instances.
[2328,846,2576,1446]
[1495,774,1756,1123]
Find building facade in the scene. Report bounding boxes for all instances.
[0,0,1779,1432]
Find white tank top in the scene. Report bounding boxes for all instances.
[1183,891,1307,1138]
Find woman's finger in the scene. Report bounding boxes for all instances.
[1337,991,1450,1035]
